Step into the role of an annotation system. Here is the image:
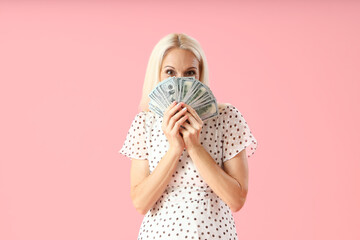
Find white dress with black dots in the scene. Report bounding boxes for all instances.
[119,103,258,240]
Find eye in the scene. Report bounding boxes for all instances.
[187,70,196,75]
[166,69,175,75]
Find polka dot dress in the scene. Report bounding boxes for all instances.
[119,103,258,240]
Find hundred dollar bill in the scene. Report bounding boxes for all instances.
[157,77,178,106]
[148,76,218,121]
[193,100,218,121]
[179,78,197,103]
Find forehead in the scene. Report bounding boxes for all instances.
[161,48,199,68]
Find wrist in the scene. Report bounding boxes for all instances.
[168,145,184,157]
[187,144,203,155]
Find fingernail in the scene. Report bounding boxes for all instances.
[173,101,177,105]
[182,107,187,111]
[176,102,181,106]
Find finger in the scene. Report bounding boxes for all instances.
[172,114,189,133]
[183,112,200,129]
[179,126,187,136]
[182,103,203,124]
[180,121,195,132]
[168,105,188,130]
[165,100,177,112]
[163,101,177,126]
[164,101,184,126]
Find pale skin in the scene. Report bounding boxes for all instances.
[129,48,249,215]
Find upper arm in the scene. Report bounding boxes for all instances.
[130,158,150,201]
[223,148,249,196]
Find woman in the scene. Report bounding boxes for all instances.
[119,33,258,240]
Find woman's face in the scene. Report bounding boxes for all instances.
[160,48,200,82]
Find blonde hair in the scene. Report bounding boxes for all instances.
[139,33,210,112]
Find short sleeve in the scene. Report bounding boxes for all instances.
[118,111,149,160]
[221,104,258,162]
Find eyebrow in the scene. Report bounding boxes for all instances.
[164,65,197,70]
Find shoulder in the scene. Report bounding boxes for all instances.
[133,110,155,120]
[131,111,147,123]
[217,102,248,129]
[129,111,152,128]
[132,111,158,130]
[218,102,241,117]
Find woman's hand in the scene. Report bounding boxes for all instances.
[178,103,204,152]
[161,101,189,155]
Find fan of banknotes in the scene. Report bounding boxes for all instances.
[148,76,218,121]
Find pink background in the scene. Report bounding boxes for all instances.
[1,1,359,239]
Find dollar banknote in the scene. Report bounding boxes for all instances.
[148,76,218,121]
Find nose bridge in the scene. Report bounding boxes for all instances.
[175,68,187,77]
[178,71,186,77]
